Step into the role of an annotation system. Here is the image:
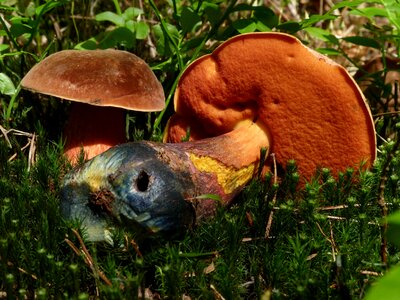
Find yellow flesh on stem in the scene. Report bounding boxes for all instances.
[189,154,256,195]
[183,120,270,197]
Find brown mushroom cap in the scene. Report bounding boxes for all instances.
[166,32,376,180]
[21,49,165,111]
[21,49,165,162]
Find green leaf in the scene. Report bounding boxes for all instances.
[153,24,165,55]
[9,22,32,38]
[135,21,149,40]
[255,20,271,32]
[182,36,204,51]
[24,2,36,17]
[74,38,98,50]
[232,19,257,33]
[316,48,341,56]
[0,44,9,52]
[180,6,201,33]
[9,16,30,23]
[382,0,400,32]
[331,0,380,11]
[125,20,136,33]
[231,4,278,30]
[99,27,135,49]
[365,265,400,300]
[254,6,278,29]
[342,36,380,49]
[232,3,254,12]
[304,27,339,44]
[0,73,16,96]
[122,7,143,20]
[35,1,63,16]
[203,2,222,26]
[153,23,180,56]
[95,11,125,27]
[349,7,388,19]
[301,14,337,28]
[276,21,301,33]
[0,4,16,12]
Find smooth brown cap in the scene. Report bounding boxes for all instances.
[21,49,165,111]
[166,32,376,180]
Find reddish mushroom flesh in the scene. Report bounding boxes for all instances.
[21,49,164,162]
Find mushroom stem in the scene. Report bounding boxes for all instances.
[157,120,270,220]
[60,121,270,237]
[64,102,126,162]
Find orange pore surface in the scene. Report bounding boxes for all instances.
[167,32,376,180]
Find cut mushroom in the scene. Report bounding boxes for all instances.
[60,33,376,240]
[21,49,165,162]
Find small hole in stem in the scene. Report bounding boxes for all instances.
[136,170,150,192]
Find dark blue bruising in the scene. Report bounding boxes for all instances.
[107,143,194,231]
[61,142,194,236]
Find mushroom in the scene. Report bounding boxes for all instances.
[21,49,165,163]
[165,32,376,181]
[60,33,376,241]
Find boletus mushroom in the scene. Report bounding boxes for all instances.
[21,49,164,163]
[60,33,376,242]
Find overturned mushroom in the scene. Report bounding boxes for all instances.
[21,49,164,162]
[60,33,376,241]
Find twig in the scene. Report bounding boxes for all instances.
[326,216,346,221]
[242,236,268,242]
[0,125,37,168]
[374,110,400,117]
[265,153,278,238]
[65,229,112,288]
[185,262,216,278]
[130,238,143,258]
[329,220,338,256]
[210,284,226,300]
[6,260,38,280]
[49,15,62,40]
[0,125,12,147]
[28,133,36,171]
[318,204,350,211]
[360,270,382,276]
[306,253,318,261]
[316,222,337,262]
